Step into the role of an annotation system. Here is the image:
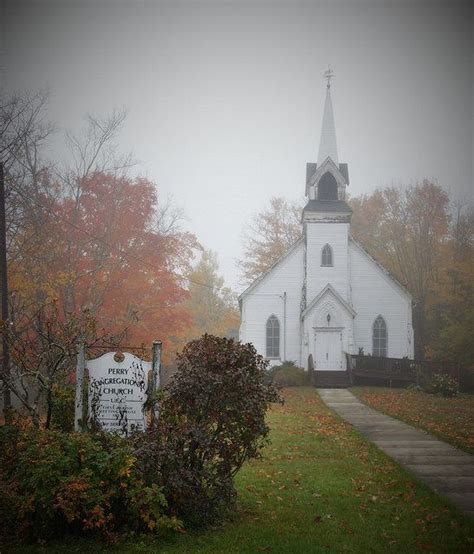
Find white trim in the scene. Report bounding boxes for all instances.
[372,314,388,357]
[310,157,346,188]
[302,283,356,319]
[321,243,333,266]
[265,314,281,359]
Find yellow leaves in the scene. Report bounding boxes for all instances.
[118,455,136,478]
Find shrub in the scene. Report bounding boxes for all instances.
[423,373,459,397]
[133,335,280,527]
[407,383,424,392]
[1,334,280,541]
[460,365,474,393]
[0,426,180,542]
[50,384,75,432]
[270,361,309,387]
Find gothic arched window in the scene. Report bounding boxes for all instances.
[321,244,333,266]
[317,171,338,200]
[266,315,280,358]
[372,316,387,357]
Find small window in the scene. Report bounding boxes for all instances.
[321,244,333,266]
[373,316,387,357]
[266,315,280,358]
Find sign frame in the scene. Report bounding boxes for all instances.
[74,341,162,434]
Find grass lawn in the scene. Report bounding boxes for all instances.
[10,387,474,553]
[352,386,474,455]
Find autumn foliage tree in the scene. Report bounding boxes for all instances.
[430,204,474,368]
[238,197,302,284]
[350,181,451,358]
[1,92,200,420]
[41,172,197,347]
[182,250,239,341]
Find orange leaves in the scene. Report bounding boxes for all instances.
[238,197,302,284]
[11,171,199,361]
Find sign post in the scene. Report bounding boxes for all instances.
[74,343,86,431]
[151,340,162,424]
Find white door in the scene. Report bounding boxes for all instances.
[315,331,342,370]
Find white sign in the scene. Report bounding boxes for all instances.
[87,351,152,434]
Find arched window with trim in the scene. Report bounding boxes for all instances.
[266,315,280,358]
[321,244,333,266]
[372,316,387,357]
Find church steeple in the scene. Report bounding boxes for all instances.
[317,68,339,166]
[303,68,350,214]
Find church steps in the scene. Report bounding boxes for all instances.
[312,370,351,388]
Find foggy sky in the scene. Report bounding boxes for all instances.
[1,0,473,290]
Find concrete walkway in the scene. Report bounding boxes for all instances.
[318,388,474,519]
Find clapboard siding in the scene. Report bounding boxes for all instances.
[306,222,350,302]
[239,242,304,365]
[240,228,414,369]
[350,242,414,359]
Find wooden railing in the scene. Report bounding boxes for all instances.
[346,354,460,387]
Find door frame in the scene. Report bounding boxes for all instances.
[313,327,344,370]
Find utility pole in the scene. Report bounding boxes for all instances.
[0,162,11,419]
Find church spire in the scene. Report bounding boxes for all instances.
[317,67,339,166]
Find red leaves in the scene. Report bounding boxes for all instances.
[12,171,199,360]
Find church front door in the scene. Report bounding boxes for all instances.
[315,330,343,370]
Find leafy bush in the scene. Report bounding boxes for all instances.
[266,361,309,387]
[50,384,75,432]
[460,365,474,393]
[406,383,424,392]
[1,334,280,541]
[0,426,180,542]
[423,373,459,397]
[133,335,280,527]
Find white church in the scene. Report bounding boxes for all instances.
[239,75,414,373]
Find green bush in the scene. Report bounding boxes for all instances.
[424,373,459,397]
[133,335,281,527]
[460,365,474,393]
[1,334,280,542]
[0,426,180,542]
[268,361,309,387]
[50,384,75,432]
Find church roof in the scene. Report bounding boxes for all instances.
[317,84,339,166]
[303,199,352,213]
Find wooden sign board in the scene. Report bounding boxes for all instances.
[86,351,152,434]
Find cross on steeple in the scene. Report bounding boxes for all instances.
[323,66,334,89]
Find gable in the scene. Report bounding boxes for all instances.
[302,283,356,320]
[238,238,304,301]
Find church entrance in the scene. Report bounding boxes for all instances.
[314,329,343,370]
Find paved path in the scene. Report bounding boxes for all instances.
[318,388,474,519]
